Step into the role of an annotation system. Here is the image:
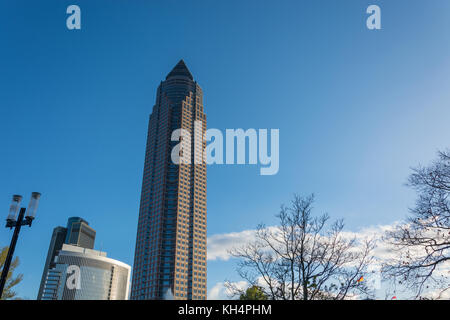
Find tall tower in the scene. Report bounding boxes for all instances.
[131,60,207,300]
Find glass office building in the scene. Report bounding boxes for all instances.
[41,244,131,300]
[65,217,96,249]
[131,60,207,300]
[37,217,96,299]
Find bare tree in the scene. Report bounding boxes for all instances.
[226,194,376,300]
[383,151,450,298]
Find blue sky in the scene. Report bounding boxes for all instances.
[1,0,450,299]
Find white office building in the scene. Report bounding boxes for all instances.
[41,244,131,300]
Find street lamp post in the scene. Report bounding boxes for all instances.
[0,192,41,299]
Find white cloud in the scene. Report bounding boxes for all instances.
[208,281,248,300]
[207,229,257,261]
[423,288,450,300]
[207,223,398,262]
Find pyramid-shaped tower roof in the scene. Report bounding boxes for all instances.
[166,59,194,80]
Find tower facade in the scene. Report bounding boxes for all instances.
[131,60,207,300]
[37,226,67,299]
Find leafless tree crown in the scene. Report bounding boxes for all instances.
[383,150,450,298]
[227,194,375,300]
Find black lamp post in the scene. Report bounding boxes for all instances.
[0,192,41,299]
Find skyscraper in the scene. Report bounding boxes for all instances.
[37,217,96,299]
[131,60,207,300]
[65,217,96,249]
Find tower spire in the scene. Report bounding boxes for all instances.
[166,59,193,80]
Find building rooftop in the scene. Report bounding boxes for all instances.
[166,59,193,80]
[61,243,107,257]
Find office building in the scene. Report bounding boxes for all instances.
[41,244,131,300]
[37,217,96,299]
[131,60,207,300]
[65,217,96,249]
